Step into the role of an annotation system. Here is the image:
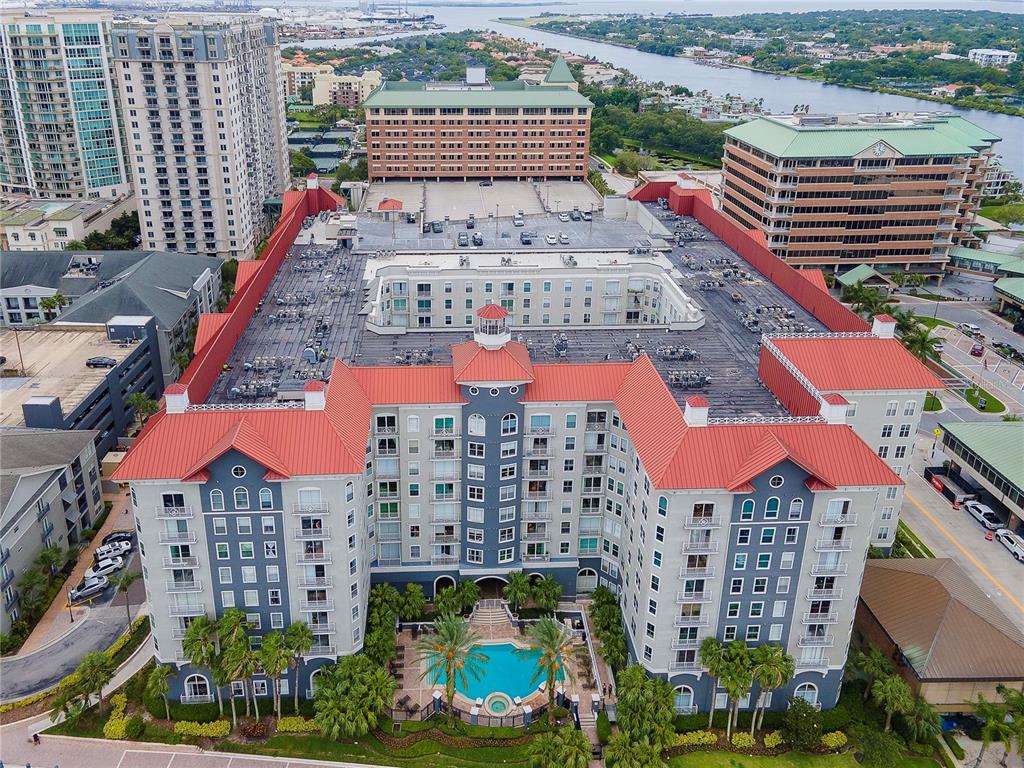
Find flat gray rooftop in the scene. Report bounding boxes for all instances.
[207,205,823,418]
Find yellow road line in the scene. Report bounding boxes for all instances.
[905,489,1024,615]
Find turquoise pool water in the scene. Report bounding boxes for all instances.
[431,642,564,700]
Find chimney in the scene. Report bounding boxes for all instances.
[303,380,326,411]
[684,395,709,427]
[819,393,848,425]
[165,383,190,414]
[306,173,319,190]
[872,314,897,339]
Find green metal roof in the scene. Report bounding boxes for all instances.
[363,79,593,109]
[724,115,1000,159]
[0,210,43,226]
[995,276,1024,305]
[940,420,1024,490]
[544,56,575,84]
[836,264,891,287]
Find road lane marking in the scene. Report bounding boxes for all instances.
[905,487,1024,615]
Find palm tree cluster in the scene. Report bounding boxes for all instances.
[517,616,576,719]
[973,685,1024,768]
[4,545,73,651]
[853,644,941,741]
[529,725,593,768]
[415,613,488,723]
[842,281,941,363]
[589,585,628,671]
[699,638,795,740]
[50,651,116,726]
[500,571,563,616]
[313,654,396,739]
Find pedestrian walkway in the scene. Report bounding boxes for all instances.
[19,491,135,654]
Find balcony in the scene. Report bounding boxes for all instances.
[378,529,402,542]
[308,645,337,656]
[295,527,330,540]
[674,615,710,627]
[671,639,700,651]
[4,590,19,610]
[374,425,399,435]
[158,531,198,545]
[375,467,401,480]
[36,507,49,522]
[582,466,605,477]
[432,471,461,482]
[819,512,857,526]
[300,600,335,612]
[165,580,202,593]
[525,446,553,457]
[432,448,458,460]
[162,556,198,569]
[296,551,332,564]
[376,447,398,457]
[522,530,549,542]
[795,659,829,670]
[430,510,460,523]
[797,634,835,648]
[155,505,193,519]
[0,548,8,566]
[292,503,329,515]
[168,604,205,617]
[676,590,713,603]
[180,693,214,704]
[521,509,550,521]
[527,425,553,435]
[679,566,715,579]
[431,426,459,438]
[807,588,843,600]
[432,534,458,544]
[522,552,550,562]
[432,554,459,565]
[523,490,551,501]
[585,422,608,432]
[525,469,552,479]
[684,515,722,529]
[378,491,400,501]
[297,576,333,588]
[432,492,459,502]
[810,563,847,576]
[682,540,718,554]
[171,628,188,639]
[1,570,14,589]
[802,612,839,624]
[814,538,852,552]
[675,705,699,715]
[669,661,702,672]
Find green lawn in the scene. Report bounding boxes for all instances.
[668,753,940,768]
[896,520,935,558]
[924,393,943,412]
[916,316,955,331]
[979,203,1024,226]
[963,384,1006,414]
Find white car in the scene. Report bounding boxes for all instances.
[933,342,945,353]
[545,233,558,245]
[85,556,125,580]
[558,212,570,222]
[957,322,981,336]
[964,500,1003,531]
[995,528,1024,562]
[94,540,131,560]
[69,575,109,603]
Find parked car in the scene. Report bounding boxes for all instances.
[479,180,493,187]
[964,500,1003,531]
[519,232,532,245]
[457,232,469,247]
[84,556,125,580]
[102,530,134,546]
[472,232,483,247]
[570,209,582,221]
[558,232,569,245]
[69,576,109,603]
[94,540,132,560]
[512,214,525,227]
[545,233,558,245]
[430,221,443,234]
[957,322,981,336]
[970,343,984,357]
[86,356,117,369]
[558,212,570,222]
[933,342,945,353]
[995,528,1024,562]
[582,211,592,221]
[466,216,475,229]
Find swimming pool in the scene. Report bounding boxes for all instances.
[431,642,564,701]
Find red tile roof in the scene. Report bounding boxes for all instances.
[798,269,830,292]
[771,336,945,392]
[524,362,632,402]
[823,393,848,405]
[377,198,403,211]
[477,304,509,319]
[235,261,263,292]
[350,365,465,404]
[193,313,229,354]
[451,341,535,384]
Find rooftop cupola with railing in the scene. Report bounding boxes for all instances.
[474,303,511,350]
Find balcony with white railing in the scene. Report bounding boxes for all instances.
[674,615,710,627]
[171,628,188,639]
[432,471,461,482]
[807,587,843,600]
[297,575,333,588]
[523,490,551,501]
[679,566,715,579]
[377,491,400,501]
[162,556,198,569]
[432,448,459,460]
[300,599,335,612]
[376,447,398,457]
[802,611,839,624]
[377,529,402,543]
[525,469,552,479]
[675,705,699,715]
[669,661,702,672]
[819,512,857,526]
[431,553,459,565]
[671,639,700,651]
[585,421,608,432]
[522,530,549,542]
[308,645,337,656]
[528,425,553,435]
[521,509,550,521]
[375,467,401,480]
[165,580,202,593]
[155,505,193,519]
[814,537,852,552]
[684,514,722,529]
[292,503,330,515]
[582,466,605,477]
[524,446,554,457]
[374,425,399,436]
[522,552,551,562]
[295,527,330,540]
[795,658,830,670]
[431,427,460,438]
[676,590,713,603]
[797,634,834,647]
[168,604,205,617]
[682,540,718,554]
[430,511,460,523]
[180,693,214,704]
[810,563,847,576]
[296,550,332,564]
[432,534,458,544]
[158,531,197,545]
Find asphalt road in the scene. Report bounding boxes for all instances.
[897,294,1022,349]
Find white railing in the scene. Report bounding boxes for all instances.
[802,612,838,624]
[674,615,710,627]
[820,512,857,526]
[528,426,553,435]
[522,531,549,542]
[522,552,550,562]
[682,541,718,554]
[523,491,551,500]
[165,580,202,592]
[296,551,332,564]
[807,588,843,600]
[432,534,458,544]
[180,693,214,704]
[168,604,205,617]
[430,512,460,523]
[671,639,700,650]
[814,538,852,552]
[158,531,197,544]
[810,563,847,576]
[154,505,193,519]
[797,634,834,647]
[308,645,336,656]
[295,527,330,540]
[684,515,722,529]
[431,427,459,437]
[308,622,336,633]
[162,556,198,568]
[292,503,329,515]
[670,661,702,672]
[521,510,551,521]
[679,566,715,578]
[300,600,335,612]
[297,576,333,588]
[676,590,712,603]
[431,554,459,565]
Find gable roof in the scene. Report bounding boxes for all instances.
[544,56,576,84]
[940,421,1024,489]
[451,340,535,384]
[0,250,148,299]
[798,268,829,292]
[194,313,229,354]
[234,260,263,292]
[860,558,1024,681]
[0,428,99,511]
[771,336,945,392]
[836,264,893,288]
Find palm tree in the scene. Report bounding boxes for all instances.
[110,570,141,624]
[902,326,940,362]
[556,724,593,768]
[520,615,576,718]
[902,695,941,744]
[529,731,561,768]
[399,583,426,622]
[604,732,664,768]
[855,645,894,701]
[223,641,261,720]
[975,695,1014,768]
[503,570,531,614]
[433,585,459,616]
[285,620,314,714]
[721,641,752,741]
[18,567,49,618]
[313,656,396,740]
[749,643,795,736]
[218,608,250,650]
[532,575,563,614]
[182,616,223,715]
[890,308,921,336]
[699,637,726,729]
[997,685,1024,760]
[456,579,481,614]
[872,674,913,731]
[259,631,291,719]
[35,545,66,585]
[125,392,159,425]
[49,687,86,726]
[75,651,115,712]
[415,614,488,724]
[147,664,175,721]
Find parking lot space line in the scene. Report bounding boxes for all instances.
[905,484,1024,615]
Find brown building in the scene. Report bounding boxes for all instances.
[363,59,592,183]
[720,114,1001,278]
[856,558,1024,713]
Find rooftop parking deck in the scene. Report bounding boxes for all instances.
[206,203,824,417]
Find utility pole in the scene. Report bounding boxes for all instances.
[12,326,25,375]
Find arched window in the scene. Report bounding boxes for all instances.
[233,487,249,510]
[468,414,486,436]
[500,413,518,435]
[789,498,804,519]
[673,685,695,715]
[657,496,668,516]
[308,667,323,698]
[209,489,224,511]
[259,488,273,510]
[794,683,818,706]
[765,497,780,519]
[184,673,210,702]
[740,499,755,519]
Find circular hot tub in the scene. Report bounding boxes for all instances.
[484,692,513,717]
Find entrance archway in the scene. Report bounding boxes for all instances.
[474,576,508,599]
[432,575,456,598]
[576,568,598,594]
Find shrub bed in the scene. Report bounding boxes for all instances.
[675,710,785,733]
[731,732,755,749]
[821,731,848,751]
[596,710,611,744]
[103,693,130,740]
[173,720,231,737]
[373,724,534,750]
[942,732,965,759]
[674,730,719,747]
[240,720,268,739]
[278,716,320,734]
[144,693,220,724]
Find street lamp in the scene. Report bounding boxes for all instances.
[67,590,74,623]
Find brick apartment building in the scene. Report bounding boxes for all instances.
[720,114,1001,278]
[312,70,383,108]
[363,59,592,182]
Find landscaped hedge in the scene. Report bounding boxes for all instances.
[278,716,320,733]
[173,719,231,737]
[144,693,220,724]
[943,732,965,759]
[596,710,611,744]
[819,704,852,732]
[374,725,534,751]
[103,693,129,740]
[674,730,719,747]
[821,731,848,750]
[675,710,785,733]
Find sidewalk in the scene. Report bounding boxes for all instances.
[19,490,134,654]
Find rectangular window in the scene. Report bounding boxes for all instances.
[241,566,256,583]
[266,565,280,583]
[776,576,790,594]
[467,549,483,564]
[760,528,775,545]
[261,516,275,534]
[213,517,227,535]
[221,590,235,608]
[498,548,514,563]
[745,625,760,642]
[753,577,768,594]
[269,589,282,606]
[216,543,229,560]
[236,517,252,535]
[244,590,259,607]
[218,567,232,584]
[730,578,743,594]
[749,602,764,618]
[756,553,771,569]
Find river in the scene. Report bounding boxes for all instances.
[294,1,1024,176]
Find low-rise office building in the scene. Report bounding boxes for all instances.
[937,421,1023,531]
[967,49,1018,68]
[0,197,135,251]
[0,428,104,633]
[720,114,1001,276]
[312,70,383,108]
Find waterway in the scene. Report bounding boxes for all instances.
[295,1,1024,175]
